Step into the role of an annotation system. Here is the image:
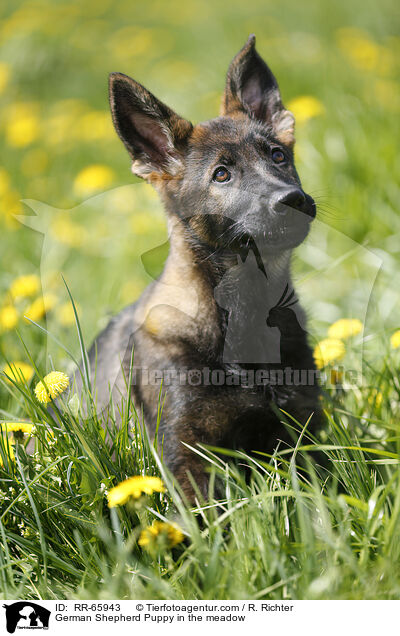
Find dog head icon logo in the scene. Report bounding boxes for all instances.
[3,602,50,633]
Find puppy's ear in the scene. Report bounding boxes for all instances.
[109,73,193,179]
[221,35,295,146]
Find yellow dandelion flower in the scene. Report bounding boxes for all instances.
[24,294,57,322]
[0,305,18,331]
[0,440,15,467]
[107,475,165,508]
[314,338,346,369]
[74,164,115,197]
[0,62,10,95]
[10,274,40,300]
[287,95,324,124]
[138,521,184,552]
[368,390,383,409]
[336,27,381,72]
[1,422,35,435]
[328,318,363,340]
[34,371,70,404]
[6,103,40,148]
[3,361,34,384]
[390,330,400,350]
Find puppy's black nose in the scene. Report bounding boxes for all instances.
[274,188,316,218]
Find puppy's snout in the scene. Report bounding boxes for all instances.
[274,188,316,218]
[280,189,306,212]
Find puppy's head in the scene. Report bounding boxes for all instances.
[109,35,316,254]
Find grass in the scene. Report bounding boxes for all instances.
[1,346,400,600]
[1,0,400,600]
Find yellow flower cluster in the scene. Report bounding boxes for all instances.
[0,440,15,467]
[74,165,115,197]
[328,318,363,340]
[0,305,18,332]
[0,274,59,334]
[5,102,41,148]
[390,330,400,350]
[139,521,184,552]
[336,27,395,75]
[107,475,165,507]
[3,361,34,384]
[287,95,325,124]
[10,274,40,299]
[24,293,57,322]
[314,338,346,369]
[0,422,35,467]
[1,422,35,435]
[44,100,114,148]
[106,476,182,554]
[34,371,70,404]
[314,318,362,368]
[0,88,118,224]
[368,389,383,409]
[2,88,115,154]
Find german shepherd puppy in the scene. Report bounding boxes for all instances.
[88,35,320,499]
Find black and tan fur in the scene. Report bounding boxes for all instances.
[86,35,320,499]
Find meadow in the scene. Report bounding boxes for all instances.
[1,0,400,599]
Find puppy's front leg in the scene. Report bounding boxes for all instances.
[153,386,237,502]
[159,415,221,502]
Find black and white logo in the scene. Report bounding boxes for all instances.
[3,602,50,634]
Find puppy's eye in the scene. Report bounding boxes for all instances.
[271,149,286,164]
[213,166,231,183]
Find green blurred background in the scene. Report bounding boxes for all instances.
[0,0,399,377]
